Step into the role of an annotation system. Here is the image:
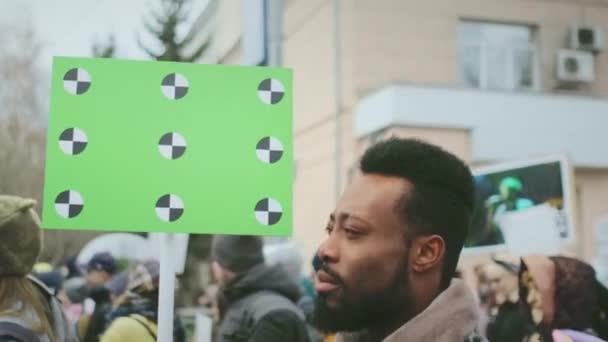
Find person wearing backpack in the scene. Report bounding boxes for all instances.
[211,235,311,342]
[0,195,78,342]
[100,260,185,342]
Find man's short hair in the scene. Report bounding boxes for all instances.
[360,137,474,289]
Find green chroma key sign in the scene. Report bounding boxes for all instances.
[42,57,293,236]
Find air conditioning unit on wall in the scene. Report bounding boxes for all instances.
[569,24,604,52]
[557,49,595,83]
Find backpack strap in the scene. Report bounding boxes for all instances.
[129,315,157,341]
[26,276,53,299]
[0,321,41,342]
[27,275,76,342]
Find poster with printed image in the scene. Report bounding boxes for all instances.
[464,155,575,254]
[42,57,293,236]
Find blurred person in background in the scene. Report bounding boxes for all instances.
[77,252,118,342]
[473,264,491,309]
[485,259,519,313]
[312,138,486,342]
[265,240,323,342]
[520,255,608,342]
[60,256,83,280]
[105,272,128,308]
[264,240,305,283]
[211,234,311,342]
[57,277,89,324]
[472,264,490,337]
[101,259,185,342]
[195,289,213,310]
[77,286,112,342]
[0,195,77,342]
[85,253,117,289]
[484,257,525,342]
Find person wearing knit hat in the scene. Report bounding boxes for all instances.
[0,195,78,342]
[126,260,161,296]
[0,196,42,277]
[211,235,310,342]
[212,234,265,274]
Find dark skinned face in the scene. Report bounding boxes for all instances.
[312,174,415,333]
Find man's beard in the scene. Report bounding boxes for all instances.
[312,262,412,333]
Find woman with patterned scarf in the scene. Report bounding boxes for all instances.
[520,255,608,342]
[100,260,185,342]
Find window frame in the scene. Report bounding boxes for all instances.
[457,20,542,92]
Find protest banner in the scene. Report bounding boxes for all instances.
[42,57,293,341]
[42,57,293,235]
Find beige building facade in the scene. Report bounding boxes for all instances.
[194,0,608,279]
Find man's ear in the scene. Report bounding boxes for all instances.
[410,235,445,273]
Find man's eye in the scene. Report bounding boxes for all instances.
[344,227,360,238]
[325,225,333,234]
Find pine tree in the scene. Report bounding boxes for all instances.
[139,0,208,62]
[141,2,214,307]
[92,34,116,58]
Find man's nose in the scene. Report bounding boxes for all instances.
[318,231,339,264]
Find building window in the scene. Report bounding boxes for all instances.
[458,21,539,91]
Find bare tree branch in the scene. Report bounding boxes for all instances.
[0,23,104,265]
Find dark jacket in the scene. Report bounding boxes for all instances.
[486,300,526,342]
[216,263,310,342]
[103,293,185,342]
[82,286,112,342]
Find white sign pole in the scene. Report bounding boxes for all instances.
[158,233,175,342]
[148,233,190,275]
[195,312,213,342]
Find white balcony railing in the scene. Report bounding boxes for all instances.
[355,84,608,167]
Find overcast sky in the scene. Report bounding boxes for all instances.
[0,0,208,71]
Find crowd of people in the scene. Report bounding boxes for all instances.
[1,138,607,342]
[473,254,608,342]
